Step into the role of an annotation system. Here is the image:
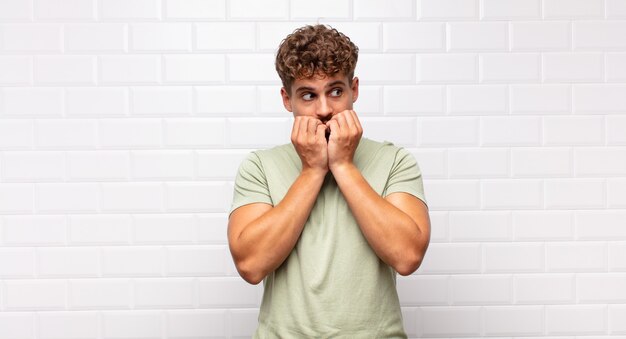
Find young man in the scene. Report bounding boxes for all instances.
[227,24,430,338]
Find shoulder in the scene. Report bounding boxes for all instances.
[357,138,407,161]
[241,143,294,161]
[237,143,298,175]
[253,143,297,164]
[353,138,408,176]
[235,143,294,181]
[256,142,295,156]
[360,138,420,177]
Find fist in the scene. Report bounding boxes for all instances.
[326,110,363,170]
[291,116,329,173]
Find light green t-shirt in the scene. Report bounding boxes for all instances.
[230,138,427,338]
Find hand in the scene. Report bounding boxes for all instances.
[291,116,329,174]
[326,110,363,172]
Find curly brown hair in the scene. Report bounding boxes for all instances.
[275,24,359,93]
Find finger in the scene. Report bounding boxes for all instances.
[341,110,357,133]
[335,112,348,136]
[308,118,319,142]
[309,118,319,136]
[291,117,300,142]
[327,120,339,140]
[316,123,327,143]
[349,110,362,133]
[298,117,309,143]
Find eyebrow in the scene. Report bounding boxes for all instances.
[294,80,347,94]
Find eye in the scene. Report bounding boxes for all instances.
[302,92,315,101]
[330,88,343,97]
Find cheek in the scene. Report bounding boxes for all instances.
[291,104,313,116]
[335,97,353,110]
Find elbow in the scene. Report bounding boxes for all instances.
[229,244,266,285]
[234,259,266,285]
[394,247,426,276]
[395,237,430,276]
[395,259,422,276]
[241,273,264,285]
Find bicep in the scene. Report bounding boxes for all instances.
[228,202,273,244]
[385,192,431,239]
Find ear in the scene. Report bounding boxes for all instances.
[351,76,359,103]
[280,87,293,112]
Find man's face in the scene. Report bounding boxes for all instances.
[280,72,359,123]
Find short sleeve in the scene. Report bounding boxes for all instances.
[230,152,273,214]
[383,148,427,207]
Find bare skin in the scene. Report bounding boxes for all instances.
[228,72,431,284]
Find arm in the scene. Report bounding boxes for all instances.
[331,165,431,275]
[327,110,431,275]
[227,117,328,285]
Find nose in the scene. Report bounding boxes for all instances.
[316,97,333,121]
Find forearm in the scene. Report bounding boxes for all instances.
[233,168,325,283]
[331,164,427,275]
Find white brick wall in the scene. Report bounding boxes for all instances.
[0,0,625,338]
